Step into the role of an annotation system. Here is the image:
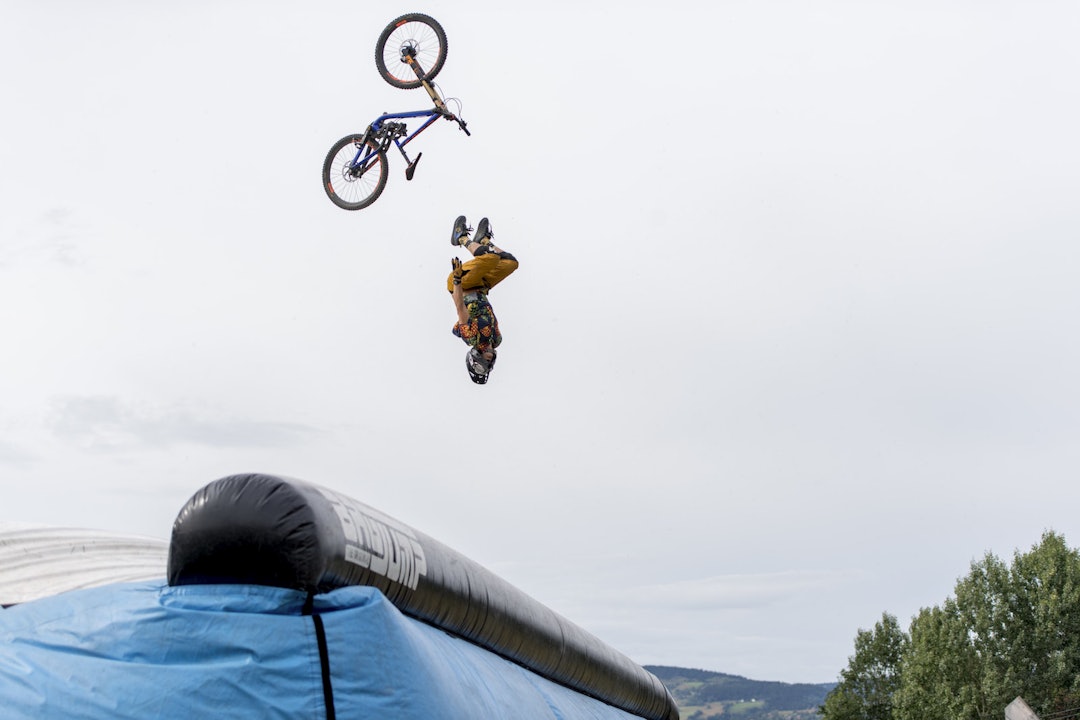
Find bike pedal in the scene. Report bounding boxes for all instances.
[406,152,423,181]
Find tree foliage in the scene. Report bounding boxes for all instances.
[820,612,908,720]
[822,531,1080,720]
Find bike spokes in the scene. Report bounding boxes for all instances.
[375,14,448,90]
[324,14,466,210]
[322,136,389,211]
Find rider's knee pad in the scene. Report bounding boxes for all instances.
[497,251,516,261]
[472,245,493,256]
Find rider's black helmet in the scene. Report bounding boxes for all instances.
[465,347,497,384]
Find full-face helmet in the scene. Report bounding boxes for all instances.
[465,347,497,384]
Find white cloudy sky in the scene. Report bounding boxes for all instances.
[3,0,1079,684]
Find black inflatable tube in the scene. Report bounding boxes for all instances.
[168,474,679,720]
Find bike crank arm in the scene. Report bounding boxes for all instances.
[392,142,422,181]
[406,153,423,180]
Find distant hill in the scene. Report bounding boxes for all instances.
[645,665,836,720]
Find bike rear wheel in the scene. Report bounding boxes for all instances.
[322,135,389,211]
[375,13,448,90]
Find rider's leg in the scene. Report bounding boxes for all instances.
[472,217,509,255]
[463,240,489,255]
[446,217,517,292]
[448,216,489,292]
[452,216,506,255]
[450,215,471,246]
[446,253,501,293]
[470,219,516,287]
[459,254,502,291]
[483,255,518,290]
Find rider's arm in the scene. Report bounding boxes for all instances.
[452,279,469,326]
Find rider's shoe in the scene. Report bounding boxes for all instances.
[450,215,471,246]
[474,217,494,245]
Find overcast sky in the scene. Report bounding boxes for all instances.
[3,0,1079,685]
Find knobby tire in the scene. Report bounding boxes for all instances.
[322,135,388,211]
[375,13,448,90]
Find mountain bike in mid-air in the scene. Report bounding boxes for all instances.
[323,14,470,211]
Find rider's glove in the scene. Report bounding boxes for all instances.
[451,257,463,285]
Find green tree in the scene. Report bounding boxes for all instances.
[893,600,983,720]
[1003,531,1080,707]
[827,531,1080,720]
[949,531,1080,716]
[820,612,909,720]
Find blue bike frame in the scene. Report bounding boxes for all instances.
[323,17,469,210]
[351,108,443,170]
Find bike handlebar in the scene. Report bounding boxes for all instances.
[441,109,470,136]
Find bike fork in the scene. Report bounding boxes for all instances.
[419,79,446,112]
[350,126,376,172]
[402,52,448,112]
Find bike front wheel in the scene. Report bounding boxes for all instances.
[375,13,448,90]
[322,135,389,211]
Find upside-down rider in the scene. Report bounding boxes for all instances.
[448,216,518,384]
